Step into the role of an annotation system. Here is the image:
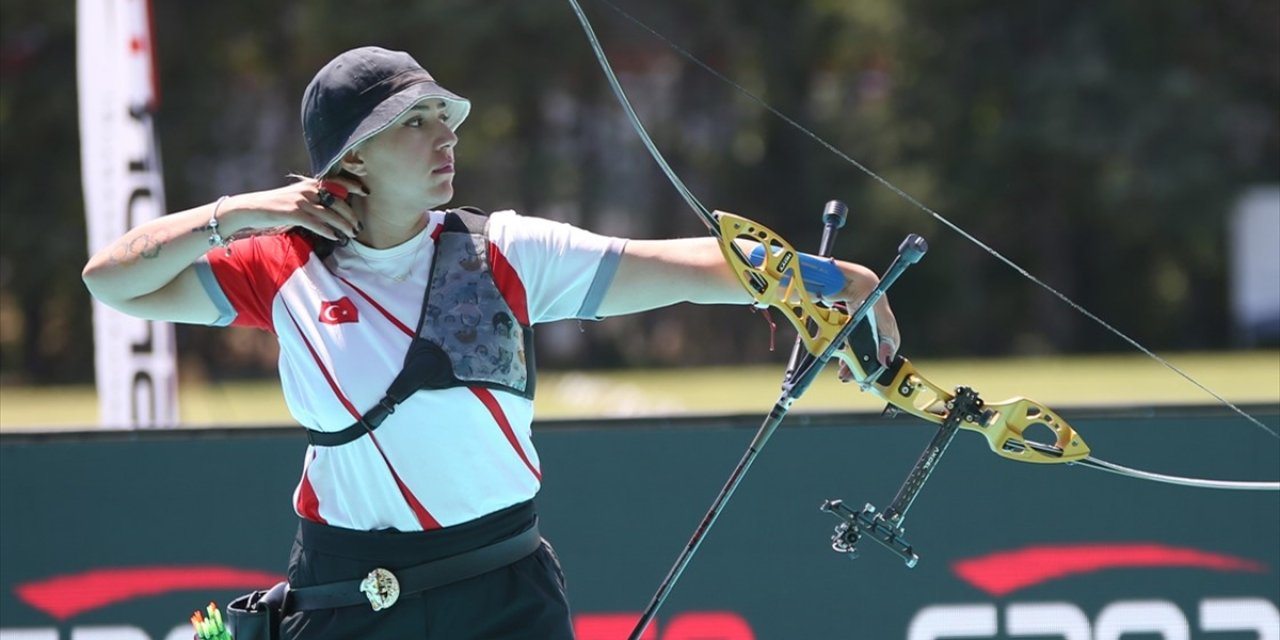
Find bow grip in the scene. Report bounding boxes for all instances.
[747,245,845,297]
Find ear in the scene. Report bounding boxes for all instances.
[338,149,367,176]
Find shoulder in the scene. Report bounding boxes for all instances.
[229,230,321,261]
[484,209,585,241]
[206,230,324,288]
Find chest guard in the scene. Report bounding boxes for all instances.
[412,208,536,397]
[306,208,536,447]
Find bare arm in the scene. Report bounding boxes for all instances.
[597,237,752,314]
[81,178,363,324]
[597,237,901,363]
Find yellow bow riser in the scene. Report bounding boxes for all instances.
[872,357,1091,464]
[713,209,1090,466]
[715,211,853,354]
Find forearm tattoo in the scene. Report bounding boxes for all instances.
[106,230,170,265]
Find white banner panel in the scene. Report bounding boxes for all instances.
[77,0,179,428]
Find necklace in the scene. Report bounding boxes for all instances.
[350,226,429,283]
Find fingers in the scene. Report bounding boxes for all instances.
[305,179,365,239]
[318,177,368,202]
[296,201,351,241]
[835,262,902,367]
[873,301,901,366]
[317,182,346,204]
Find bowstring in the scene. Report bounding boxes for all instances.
[580,0,1279,440]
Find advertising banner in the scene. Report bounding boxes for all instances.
[1,408,1277,638]
[76,0,179,428]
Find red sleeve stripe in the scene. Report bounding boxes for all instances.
[284,307,362,421]
[470,387,541,481]
[487,242,529,326]
[295,450,327,524]
[206,233,318,333]
[337,276,414,337]
[367,431,442,530]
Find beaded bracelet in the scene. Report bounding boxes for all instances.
[208,195,232,255]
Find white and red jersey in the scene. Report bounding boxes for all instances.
[195,209,625,531]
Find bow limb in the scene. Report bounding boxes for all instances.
[565,0,716,232]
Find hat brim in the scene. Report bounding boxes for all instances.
[314,81,470,177]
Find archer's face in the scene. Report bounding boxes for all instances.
[355,99,458,210]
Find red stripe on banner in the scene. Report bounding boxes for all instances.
[338,275,414,337]
[15,566,284,621]
[575,613,659,640]
[295,449,327,524]
[470,387,541,481]
[488,243,529,326]
[366,431,442,529]
[285,308,361,420]
[952,543,1268,597]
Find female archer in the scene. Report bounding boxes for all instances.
[82,46,900,639]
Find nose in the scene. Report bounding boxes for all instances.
[436,121,458,150]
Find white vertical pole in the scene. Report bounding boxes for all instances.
[77,0,179,428]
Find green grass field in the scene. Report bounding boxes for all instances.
[1,351,1276,430]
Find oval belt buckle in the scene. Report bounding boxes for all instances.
[359,567,401,611]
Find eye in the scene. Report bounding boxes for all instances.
[404,116,423,127]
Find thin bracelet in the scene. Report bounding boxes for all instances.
[208,195,232,256]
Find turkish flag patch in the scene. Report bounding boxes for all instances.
[318,298,359,325]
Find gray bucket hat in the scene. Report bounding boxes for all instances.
[302,46,471,176]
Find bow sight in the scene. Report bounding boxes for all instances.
[821,385,985,568]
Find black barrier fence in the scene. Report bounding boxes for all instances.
[1,406,1278,639]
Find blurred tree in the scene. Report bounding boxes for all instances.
[0,0,1275,383]
[880,0,1280,354]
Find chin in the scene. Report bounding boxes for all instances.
[420,185,454,210]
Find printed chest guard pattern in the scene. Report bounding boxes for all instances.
[417,210,535,398]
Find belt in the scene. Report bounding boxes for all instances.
[287,521,542,612]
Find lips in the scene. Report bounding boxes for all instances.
[432,162,454,175]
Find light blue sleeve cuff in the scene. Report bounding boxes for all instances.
[576,238,627,320]
[193,258,237,327]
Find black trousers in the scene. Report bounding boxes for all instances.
[281,501,574,639]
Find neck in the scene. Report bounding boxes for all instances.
[353,195,433,249]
